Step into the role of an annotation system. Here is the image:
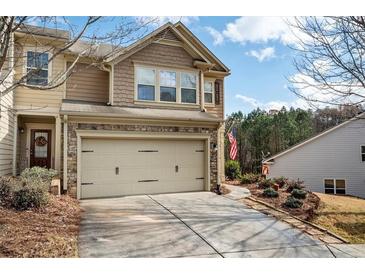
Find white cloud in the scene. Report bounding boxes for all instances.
[246,47,275,62]
[205,26,224,46]
[235,94,309,111]
[222,17,301,46]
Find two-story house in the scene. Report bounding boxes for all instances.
[0,22,230,199]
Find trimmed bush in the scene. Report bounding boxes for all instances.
[284,196,303,208]
[258,178,274,189]
[291,189,307,199]
[11,180,49,210]
[286,179,305,193]
[263,187,279,198]
[225,160,241,180]
[240,173,261,184]
[273,176,288,188]
[21,167,58,184]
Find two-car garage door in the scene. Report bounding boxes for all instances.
[80,138,206,199]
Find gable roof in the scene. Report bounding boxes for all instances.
[105,22,230,74]
[263,112,365,163]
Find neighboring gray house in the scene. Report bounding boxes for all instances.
[263,113,365,199]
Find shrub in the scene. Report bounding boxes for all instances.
[284,196,303,208]
[286,179,305,193]
[240,173,261,184]
[20,167,58,184]
[225,160,241,180]
[273,176,288,188]
[0,177,15,205]
[291,189,307,199]
[11,180,49,210]
[263,187,279,198]
[258,178,274,189]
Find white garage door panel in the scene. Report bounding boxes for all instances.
[81,138,205,198]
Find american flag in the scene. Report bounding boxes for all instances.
[228,128,238,160]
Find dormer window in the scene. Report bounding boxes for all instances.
[137,67,155,101]
[26,51,49,86]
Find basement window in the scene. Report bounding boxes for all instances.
[361,146,365,162]
[324,179,346,195]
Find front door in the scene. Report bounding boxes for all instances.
[30,129,52,169]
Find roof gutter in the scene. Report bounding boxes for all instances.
[59,109,223,124]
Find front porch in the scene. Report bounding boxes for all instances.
[13,113,61,176]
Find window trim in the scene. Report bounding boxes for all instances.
[134,64,199,106]
[204,78,215,106]
[361,145,365,162]
[23,47,52,87]
[323,178,346,195]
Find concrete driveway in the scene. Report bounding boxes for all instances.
[78,192,339,258]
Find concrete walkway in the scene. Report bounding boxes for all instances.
[78,191,360,258]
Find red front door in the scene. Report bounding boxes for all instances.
[30,129,52,169]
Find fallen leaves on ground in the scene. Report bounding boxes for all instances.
[0,195,81,258]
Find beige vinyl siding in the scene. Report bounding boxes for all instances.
[0,61,14,175]
[66,62,109,103]
[267,118,365,199]
[13,40,65,110]
[113,43,195,108]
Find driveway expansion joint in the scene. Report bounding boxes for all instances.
[147,194,224,258]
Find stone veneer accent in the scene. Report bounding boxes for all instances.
[64,121,218,198]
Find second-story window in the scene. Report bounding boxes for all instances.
[160,70,176,102]
[137,68,155,101]
[181,72,197,103]
[26,51,49,86]
[204,80,214,104]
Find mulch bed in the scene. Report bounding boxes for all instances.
[0,195,81,258]
[225,181,320,221]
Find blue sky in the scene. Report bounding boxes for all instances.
[46,16,307,116]
[184,16,302,117]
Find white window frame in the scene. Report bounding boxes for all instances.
[134,64,199,106]
[203,79,215,105]
[361,145,365,162]
[323,178,346,195]
[24,47,52,87]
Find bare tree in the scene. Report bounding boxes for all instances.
[288,17,365,108]
[0,16,156,102]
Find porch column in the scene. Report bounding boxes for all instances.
[63,115,68,191]
[12,114,18,176]
[54,114,61,173]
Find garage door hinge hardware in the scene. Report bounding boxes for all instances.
[138,150,158,152]
[196,177,205,180]
[82,150,94,153]
[195,150,204,152]
[138,179,159,182]
[81,182,94,185]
